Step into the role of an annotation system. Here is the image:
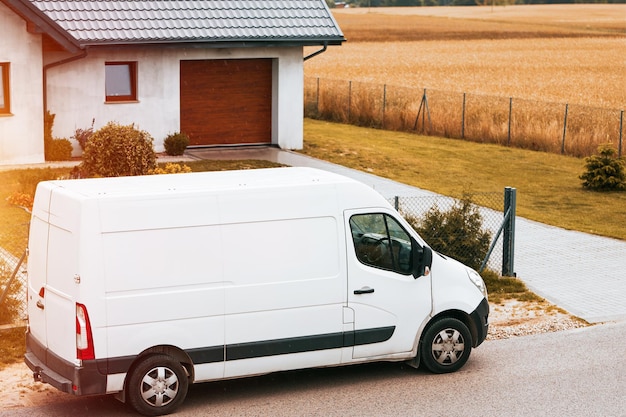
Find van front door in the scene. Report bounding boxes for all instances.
[345,210,432,360]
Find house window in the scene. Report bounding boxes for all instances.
[105,62,137,102]
[0,63,10,114]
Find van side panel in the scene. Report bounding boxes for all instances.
[221,187,347,378]
[100,196,226,381]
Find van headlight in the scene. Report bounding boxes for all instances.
[467,269,488,298]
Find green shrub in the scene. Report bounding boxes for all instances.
[163,132,190,156]
[79,122,156,177]
[406,197,491,271]
[43,111,72,161]
[579,145,625,191]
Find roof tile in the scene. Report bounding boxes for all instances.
[29,0,344,45]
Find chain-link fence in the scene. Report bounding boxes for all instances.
[305,77,625,158]
[388,191,511,275]
[0,217,29,327]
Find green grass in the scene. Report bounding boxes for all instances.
[302,119,626,241]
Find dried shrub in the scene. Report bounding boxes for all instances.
[79,122,156,177]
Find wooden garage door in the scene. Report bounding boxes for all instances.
[180,59,272,146]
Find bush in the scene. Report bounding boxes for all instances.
[44,138,73,161]
[163,132,190,156]
[149,163,192,175]
[79,122,156,177]
[579,145,625,191]
[43,111,72,161]
[406,197,491,271]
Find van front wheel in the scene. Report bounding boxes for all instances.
[127,354,189,416]
[421,318,472,374]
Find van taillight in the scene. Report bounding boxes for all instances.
[76,303,95,361]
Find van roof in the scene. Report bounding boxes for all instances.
[42,167,360,198]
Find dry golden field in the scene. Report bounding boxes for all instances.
[304,4,626,109]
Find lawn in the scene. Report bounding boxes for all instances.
[302,118,626,241]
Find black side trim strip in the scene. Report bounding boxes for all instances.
[225,326,396,362]
[354,326,396,346]
[187,346,225,364]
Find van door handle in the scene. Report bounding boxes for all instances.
[354,287,374,295]
[36,300,44,310]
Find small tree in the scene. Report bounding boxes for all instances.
[580,145,626,191]
[79,122,156,177]
[407,197,491,271]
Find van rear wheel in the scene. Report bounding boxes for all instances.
[127,354,189,416]
[420,318,472,374]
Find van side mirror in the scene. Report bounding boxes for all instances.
[412,242,433,279]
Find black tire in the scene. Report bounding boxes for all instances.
[126,354,189,416]
[420,317,472,374]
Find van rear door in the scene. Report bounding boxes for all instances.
[28,183,82,363]
[27,183,54,347]
[345,210,432,359]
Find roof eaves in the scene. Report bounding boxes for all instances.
[76,37,346,49]
[2,0,82,53]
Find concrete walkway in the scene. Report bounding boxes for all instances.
[187,147,626,324]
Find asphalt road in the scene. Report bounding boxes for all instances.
[3,321,625,417]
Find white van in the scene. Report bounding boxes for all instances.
[25,167,488,416]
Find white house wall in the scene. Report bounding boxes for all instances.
[0,2,45,165]
[46,46,304,155]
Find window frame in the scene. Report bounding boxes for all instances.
[0,63,10,115]
[349,213,414,275]
[105,61,138,103]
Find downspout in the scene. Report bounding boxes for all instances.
[304,42,328,61]
[42,49,88,116]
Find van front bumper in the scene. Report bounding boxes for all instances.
[470,297,489,347]
[25,332,107,396]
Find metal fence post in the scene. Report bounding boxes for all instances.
[461,92,466,139]
[503,187,517,277]
[508,97,513,146]
[382,84,387,129]
[316,77,320,115]
[561,103,569,155]
[348,80,352,123]
[617,110,624,158]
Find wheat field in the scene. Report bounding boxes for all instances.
[304,4,626,109]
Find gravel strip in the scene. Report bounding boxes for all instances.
[486,299,589,340]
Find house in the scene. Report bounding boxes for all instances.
[0,1,344,165]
